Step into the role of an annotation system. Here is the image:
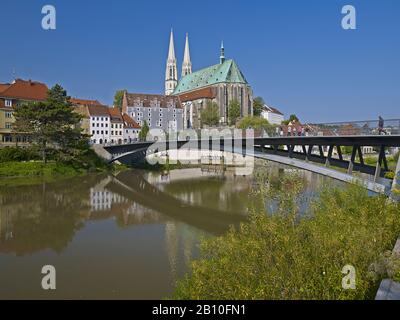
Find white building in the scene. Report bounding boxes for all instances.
[261,105,284,125]
[88,105,111,145]
[122,92,183,132]
[87,105,140,145]
[122,113,141,143]
[109,107,124,145]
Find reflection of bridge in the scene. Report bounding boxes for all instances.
[107,171,246,235]
[104,135,400,194]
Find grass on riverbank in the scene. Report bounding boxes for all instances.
[0,146,125,186]
[173,172,400,300]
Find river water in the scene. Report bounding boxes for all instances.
[0,163,333,299]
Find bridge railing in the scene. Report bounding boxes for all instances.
[266,119,400,138]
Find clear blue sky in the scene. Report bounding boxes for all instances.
[0,0,399,122]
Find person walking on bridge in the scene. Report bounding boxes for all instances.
[378,116,386,135]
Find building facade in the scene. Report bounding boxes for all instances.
[122,113,141,143]
[261,105,284,125]
[88,105,111,145]
[122,92,183,132]
[0,79,48,145]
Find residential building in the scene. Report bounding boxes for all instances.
[0,79,48,145]
[122,113,141,143]
[88,105,111,145]
[261,105,284,125]
[84,105,140,145]
[109,107,124,145]
[122,92,183,132]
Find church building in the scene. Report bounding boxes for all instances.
[165,30,253,129]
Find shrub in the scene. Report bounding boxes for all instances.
[0,147,41,162]
[173,172,400,300]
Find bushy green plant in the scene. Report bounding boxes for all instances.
[0,147,41,162]
[173,171,400,300]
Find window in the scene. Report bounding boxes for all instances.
[105,131,108,135]
[5,111,13,118]
[97,130,99,134]
[111,131,114,135]
[92,130,95,135]
[5,122,12,129]
[111,124,114,128]
[5,100,12,107]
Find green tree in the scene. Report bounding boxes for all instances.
[113,90,126,110]
[200,102,220,127]
[139,120,150,141]
[282,114,299,125]
[13,84,83,163]
[253,96,265,117]
[228,99,241,126]
[237,116,276,136]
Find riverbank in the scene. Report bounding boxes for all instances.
[0,145,130,187]
[0,161,113,187]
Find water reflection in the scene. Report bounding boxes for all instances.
[0,164,335,299]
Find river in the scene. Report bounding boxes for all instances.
[0,162,334,299]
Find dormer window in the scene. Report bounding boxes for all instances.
[5,100,12,107]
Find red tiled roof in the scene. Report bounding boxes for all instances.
[87,105,110,117]
[109,107,123,122]
[122,113,141,129]
[0,83,11,93]
[178,87,216,102]
[0,79,48,101]
[70,98,103,106]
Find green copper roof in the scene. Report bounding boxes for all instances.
[173,59,248,94]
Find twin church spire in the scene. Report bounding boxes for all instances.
[165,29,225,95]
[165,29,178,96]
[165,29,192,95]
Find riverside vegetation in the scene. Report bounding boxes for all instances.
[0,85,114,186]
[173,168,400,300]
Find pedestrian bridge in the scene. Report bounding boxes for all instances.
[103,135,400,195]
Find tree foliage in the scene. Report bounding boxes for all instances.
[113,90,126,110]
[253,96,264,117]
[201,102,220,127]
[237,116,276,135]
[282,114,300,125]
[139,120,149,141]
[228,99,241,126]
[13,84,84,163]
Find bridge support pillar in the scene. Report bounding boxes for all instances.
[347,146,357,175]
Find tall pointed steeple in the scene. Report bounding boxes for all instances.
[220,41,225,64]
[165,29,178,95]
[181,33,192,77]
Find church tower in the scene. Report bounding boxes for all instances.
[181,33,192,77]
[220,41,225,64]
[165,29,178,95]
